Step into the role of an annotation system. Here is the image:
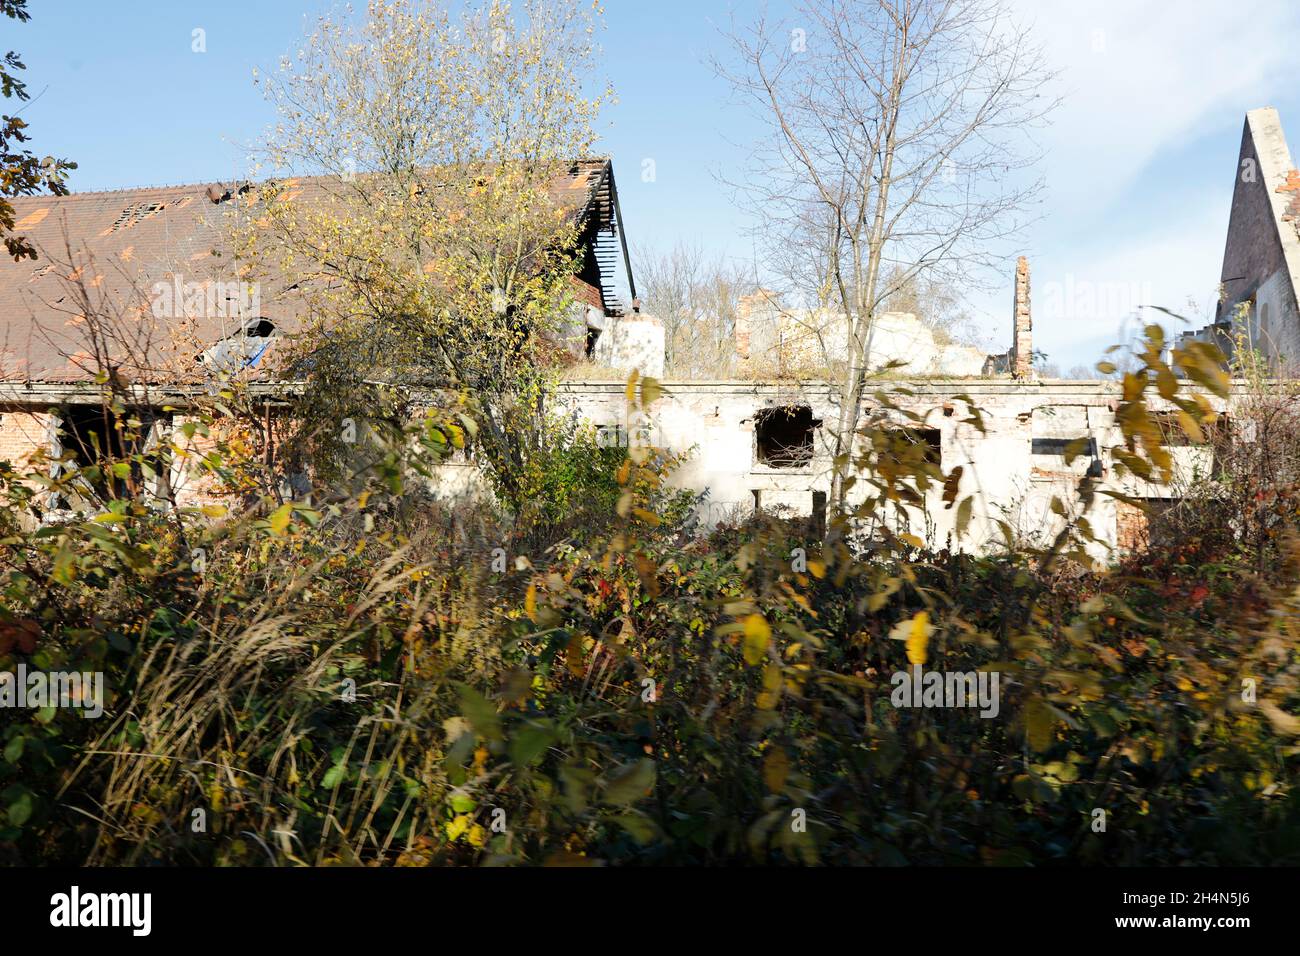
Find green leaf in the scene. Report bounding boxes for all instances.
[267,503,293,536]
[763,746,790,793]
[509,723,553,768]
[955,496,973,537]
[51,546,76,585]
[3,736,23,765]
[458,684,502,741]
[321,765,346,789]
[1024,698,1055,752]
[640,377,665,409]
[603,758,655,806]
[613,811,659,844]
[7,790,33,827]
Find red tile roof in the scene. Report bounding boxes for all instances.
[1,160,612,383]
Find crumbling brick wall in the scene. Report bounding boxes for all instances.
[1012,257,1032,379]
[0,406,52,469]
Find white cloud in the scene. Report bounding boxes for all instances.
[1015,0,1300,220]
[950,0,1300,368]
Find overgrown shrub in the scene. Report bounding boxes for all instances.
[2,327,1299,866]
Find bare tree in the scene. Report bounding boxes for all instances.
[718,0,1055,525]
[634,241,752,378]
[876,264,980,345]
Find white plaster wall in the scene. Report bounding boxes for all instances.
[593,316,665,378]
[154,379,1222,563]
[739,308,991,376]
[865,312,990,376]
[551,381,1154,560]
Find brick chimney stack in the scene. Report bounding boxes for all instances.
[1012,256,1032,379]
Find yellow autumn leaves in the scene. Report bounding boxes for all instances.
[742,613,771,666]
[445,814,488,847]
[888,610,932,665]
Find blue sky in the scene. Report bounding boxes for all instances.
[11,0,1300,370]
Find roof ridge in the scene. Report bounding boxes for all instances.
[16,156,615,203]
[12,181,215,202]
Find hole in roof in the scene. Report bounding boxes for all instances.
[105,199,177,235]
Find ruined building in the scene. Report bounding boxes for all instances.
[1182,106,1300,365]
[0,142,1251,557]
[732,291,993,378]
[0,159,651,383]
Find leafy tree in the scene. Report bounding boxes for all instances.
[0,0,76,262]
[13,325,1300,868]
[234,0,612,508]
